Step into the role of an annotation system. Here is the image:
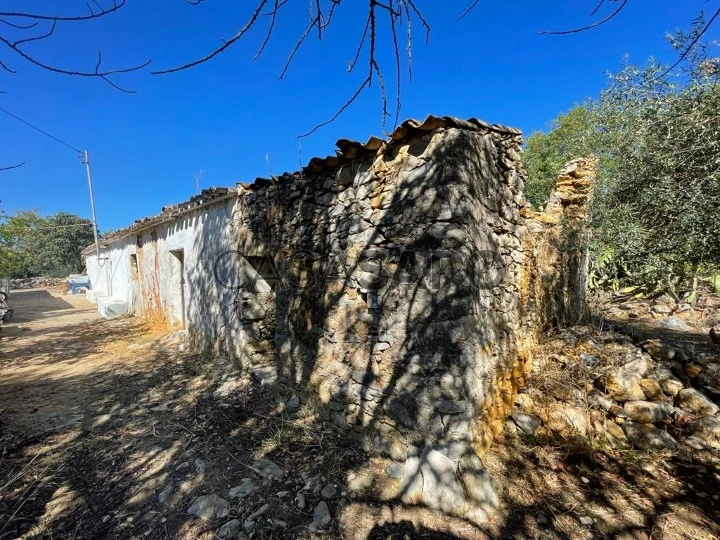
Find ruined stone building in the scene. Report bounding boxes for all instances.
[84,116,595,486]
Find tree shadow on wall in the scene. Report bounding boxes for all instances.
[232,127,518,460]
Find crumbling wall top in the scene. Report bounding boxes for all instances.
[239,115,522,192]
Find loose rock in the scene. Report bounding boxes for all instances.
[602,368,646,402]
[689,415,720,448]
[217,519,241,539]
[659,376,684,397]
[677,388,719,416]
[253,458,284,480]
[545,403,589,436]
[309,501,332,532]
[228,478,256,499]
[187,494,231,520]
[657,317,692,332]
[511,412,541,435]
[158,484,173,504]
[286,394,300,411]
[458,453,500,511]
[623,422,678,451]
[639,378,665,401]
[623,401,671,424]
[250,365,278,387]
[419,448,469,516]
[246,503,269,523]
[320,483,337,499]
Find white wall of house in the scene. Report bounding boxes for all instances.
[85,237,136,305]
[84,197,240,340]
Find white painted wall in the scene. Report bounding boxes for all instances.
[85,237,136,305]
[84,198,240,345]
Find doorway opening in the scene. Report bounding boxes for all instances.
[170,249,186,329]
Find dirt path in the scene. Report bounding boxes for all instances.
[0,288,368,540]
[1,287,718,539]
[1,288,111,436]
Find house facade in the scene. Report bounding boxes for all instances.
[83,187,238,332]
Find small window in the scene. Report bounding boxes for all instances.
[129,254,139,279]
[243,255,278,291]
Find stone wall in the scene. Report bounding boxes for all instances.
[521,156,598,331]
[194,118,596,470]
[206,116,533,463]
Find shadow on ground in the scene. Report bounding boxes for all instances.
[1,290,719,539]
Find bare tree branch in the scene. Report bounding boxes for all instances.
[0,1,126,22]
[299,75,371,137]
[254,0,281,60]
[0,1,147,90]
[0,34,150,81]
[0,0,716,135]
[0,18,38,30]
[459,0,481,20]
[659,7,720,78]
[589,0,607,17]
[151,0,271,74]
[541,0,629,35]
[13,20,56,47]
[0,162,25,172]
[0,59,16,73]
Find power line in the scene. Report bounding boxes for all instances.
[0,105,81,154]
[0,105,107,290]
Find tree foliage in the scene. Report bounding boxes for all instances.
[523,107,595,208]
[0,210,95,278]
[524,21,720,290]
[0,210,41,278]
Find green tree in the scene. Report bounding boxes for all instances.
[0,211,95,278]
[32,213,96,277]
[523,106,596,207]
[591,56,720,288]
[0,210,42,278]
[524,21,720,292]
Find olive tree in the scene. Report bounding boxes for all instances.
[524,20,720,292]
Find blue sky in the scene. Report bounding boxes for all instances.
[0,0,714,231]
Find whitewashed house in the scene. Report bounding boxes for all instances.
[83,187,239,332]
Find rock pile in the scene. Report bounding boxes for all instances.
[179,457,345,537]
[9,277,64,290]
[510,323,720,454]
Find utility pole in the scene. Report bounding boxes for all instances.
[80,150,110,295]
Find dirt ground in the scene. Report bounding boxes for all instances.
[0,287,719,539]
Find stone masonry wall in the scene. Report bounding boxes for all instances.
[196,117,596,477]
[521,156,599,332]
[217,116,539,463]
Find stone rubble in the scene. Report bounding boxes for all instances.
[511,321,720,456]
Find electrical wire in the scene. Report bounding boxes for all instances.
[0,105,82,154]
